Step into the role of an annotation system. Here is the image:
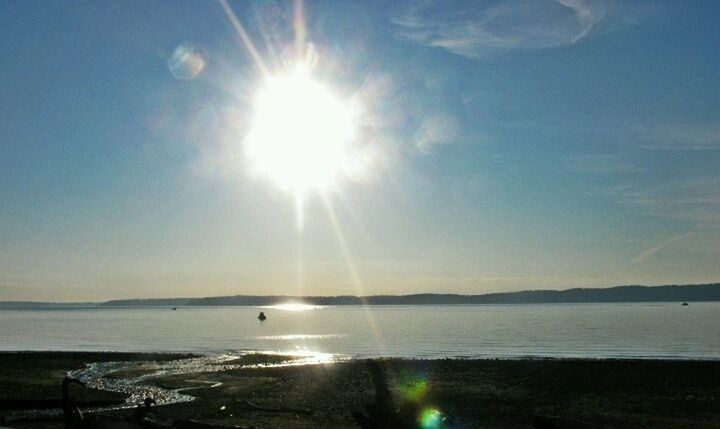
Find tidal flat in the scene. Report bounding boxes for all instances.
[2,352,720,428]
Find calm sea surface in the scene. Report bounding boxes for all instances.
[1,303,718,359]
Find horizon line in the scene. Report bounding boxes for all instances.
[2,281,719,305]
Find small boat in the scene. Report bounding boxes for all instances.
[172,307,177,310]
[682,302,689,306]
[258,311,267,321]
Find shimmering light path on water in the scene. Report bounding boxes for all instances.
[1,303,718,359]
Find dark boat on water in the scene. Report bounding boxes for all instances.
[258,311,267,321]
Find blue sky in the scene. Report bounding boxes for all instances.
[1,0,720,301]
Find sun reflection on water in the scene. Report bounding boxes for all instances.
[263,303,323,311]
[256,334,345,340]
[245,349,339,367]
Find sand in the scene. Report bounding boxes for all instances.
[2,352,720,428]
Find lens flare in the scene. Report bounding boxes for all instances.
[168,44,206,80]
[402,379,429,402]
[419,408,445,429]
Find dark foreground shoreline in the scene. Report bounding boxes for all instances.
[2,352,720,428]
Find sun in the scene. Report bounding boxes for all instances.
[244,65,356,195]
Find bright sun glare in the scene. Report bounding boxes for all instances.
[245,65,356,195]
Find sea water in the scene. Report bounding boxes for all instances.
[1,303,718,359]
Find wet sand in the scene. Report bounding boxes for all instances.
[2,351,720,428]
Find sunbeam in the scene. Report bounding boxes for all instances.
[218,0,269,75]
[217,0,382,348]
[320,193,386,353]
[293,0,307,58]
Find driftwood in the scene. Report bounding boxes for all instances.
[237,399,312,415]
[534,415,604,429]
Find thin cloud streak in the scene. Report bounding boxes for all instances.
[393,0,609,59]
[603,177,720,225]
[565,154,638,174]
[634,122,720,151]
[631,232,694,265]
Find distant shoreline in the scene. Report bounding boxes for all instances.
[2,282,719,308]
[1,350,719,361]
[1,301,718,310]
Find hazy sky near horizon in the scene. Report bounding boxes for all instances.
[2,0,720,301]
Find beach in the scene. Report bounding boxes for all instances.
[2,352,720,428]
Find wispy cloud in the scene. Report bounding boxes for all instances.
[565,153,638,174]
[631,232,694,265]
[414,113,460,153]
[393,0,613,59]
[630,232,720,267]
[633,122,720,151]
[607,177,720,224]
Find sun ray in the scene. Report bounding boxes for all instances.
[218,0,382,349]
[218,0,269,75]
[320,193,385,353]
[296,202,305,296]
[293,0,307,59]
[295,191,305,230]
